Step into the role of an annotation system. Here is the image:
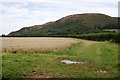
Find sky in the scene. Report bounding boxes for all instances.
[0,0,119,35]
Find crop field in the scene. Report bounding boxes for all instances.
[2,37,79,53]
[1,37,119,79]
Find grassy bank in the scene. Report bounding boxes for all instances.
[2,39,118,78]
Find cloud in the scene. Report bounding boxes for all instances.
[0,3,29,17]
[0,0,118,3]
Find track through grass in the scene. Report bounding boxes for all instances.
[2,38,118,78]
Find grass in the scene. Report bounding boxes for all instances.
[2,38,119,78]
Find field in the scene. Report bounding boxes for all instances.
[1,37,119,78]
[2,37,79,53]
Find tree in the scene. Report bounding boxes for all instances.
[2,34,6,37]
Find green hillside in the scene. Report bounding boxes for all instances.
[8,13,118,36]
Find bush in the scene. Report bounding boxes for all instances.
[70,33,120,43]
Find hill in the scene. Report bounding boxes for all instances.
[8,13,118,36]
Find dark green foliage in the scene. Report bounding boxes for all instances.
[71,32,120,43]
[2,34,6,37]
[7,13,119,42]
[8,13,118,37]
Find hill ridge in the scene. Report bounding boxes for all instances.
[8,13,118,36]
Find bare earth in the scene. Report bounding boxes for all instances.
[2,37,79,53]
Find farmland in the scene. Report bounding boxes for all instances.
[2,37,79,53]
[1,37,118,79]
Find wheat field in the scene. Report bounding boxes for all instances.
[2,37,79,53]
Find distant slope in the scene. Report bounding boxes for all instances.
[8,13,118,36]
